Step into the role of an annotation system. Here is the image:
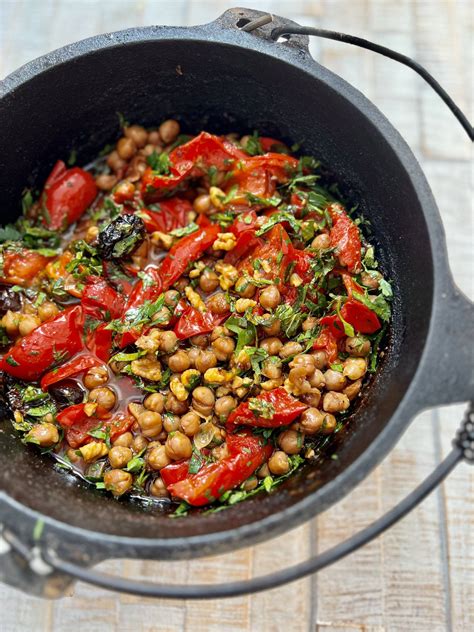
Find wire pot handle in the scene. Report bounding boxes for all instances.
[3,16,474,600]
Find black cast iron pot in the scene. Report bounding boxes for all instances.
[0,8,472,599]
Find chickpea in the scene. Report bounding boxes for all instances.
[180,411,201,436]
[17,314,40,337]
[159,119,180,144]
[311,233,331,250]
[192,386,215,415]
[268,450,290,475]
[66,448,81,463]
[26,423,59,447]
[95,174,117,191]
[132,434,148,453]
[89,386,116,411]
[37,301,59,322]
[113,431,133,448]
[164,290,180,307]
[108,446,133,469]
[235,277,256,298]
[308,368,325,390]
[242,476,258,492]
[104,469,133,496]
[147,444,171,470]
[344,379,362,401]
[210,326,230,341]
[321,413,337,434]
[148,130,162,145]
[323,391,350,413]
[301,389,321,408]
[278,429,303,455]
[2,310,20,336]
[189,334,209,349]
[127,155,147,180]
[152,305,172,326]
[260,337,283,356]
[165,431,193,460]
[289,354,315,376]
[343,357,367,381]
[107,150,126,172]
[212,443,230,461]
[279,341,303,359]
[199,268,219,293]
[262,357,282,380]
[207,292,229,315]
[143,392,165,413]
[361,270,382,290]
[311,350,328,370]
[324,369,347,391]
[345,336,371,357]
[261,318,281,336]
[193,194,211,214]
[168,350,191,373]
[300,408,324,435]
[124,124,148,148]
[259,285,281,310]
[84,365,109,389]
[212,336,235,361]
[116,136,137,160]
[149,477,169,498]
[113,180,135,203]
[163,413,180,433]
[137,411,163,438]
[195,349,218,373]
[257,463,270,478]
[302,316,318,332]
[215,395,236,418]
[160,330,178,353]
[165,392,189,415]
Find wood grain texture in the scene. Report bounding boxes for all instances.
[0,1,472,630]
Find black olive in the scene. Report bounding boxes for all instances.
[97,213,145,260]
[0,284,21,316]
[48,379,84,409]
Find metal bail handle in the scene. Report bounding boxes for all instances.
[5,16,474,600]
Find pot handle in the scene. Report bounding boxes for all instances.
[3,404,472,599]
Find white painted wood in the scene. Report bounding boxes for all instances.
[0,1,472,630]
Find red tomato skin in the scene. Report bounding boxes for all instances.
[141,197,193,233]
[226,387,308,430]
[341,300,381,334]
[329,207,362,273]
[313,328,340,364]
[1,249,52,286]
[43,161,97,230]
[167,432,272,506]
[82,276,125,319]
[0,305,83,381]
[160,460,190,487]
[57,404,133,448]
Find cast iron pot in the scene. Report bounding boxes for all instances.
[0,7,472,599]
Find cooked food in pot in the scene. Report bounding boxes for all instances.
[0,119,391,514]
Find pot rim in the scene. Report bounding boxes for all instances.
[0,19,452,560]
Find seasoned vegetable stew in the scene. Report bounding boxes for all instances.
[0,121,391,514]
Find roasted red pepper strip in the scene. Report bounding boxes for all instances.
[224,230,262,267]
[159,224,220,291]
[1,249,53,286]
[174,306,229,340]
[228,211,258,237]
[42,160,97,230]
[229,153,298,202]
[40,353,101,391]
[160,460,190,487]
[313,327,340,364]
[226,387,308,430]
[142,132,246,196]
[319,314,346,340]
[341,300,381,334]
[82,276,125,319]
[0,305,83,381]
[329,206,362,273]
[57,404,133,449]
[167,431,272,506]
[141,197,193,233]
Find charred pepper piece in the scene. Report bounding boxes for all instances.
[97,213,145,260]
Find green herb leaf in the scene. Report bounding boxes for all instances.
[147,151,171,175]
[169,222,199,238]
[248,398,275,419]
[225,315,256,354]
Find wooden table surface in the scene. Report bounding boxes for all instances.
[0,1,472,630]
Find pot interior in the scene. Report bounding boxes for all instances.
[0,35,434,542]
